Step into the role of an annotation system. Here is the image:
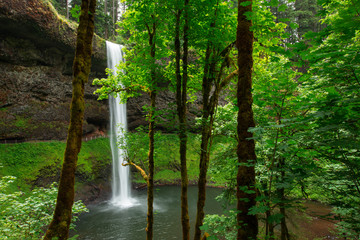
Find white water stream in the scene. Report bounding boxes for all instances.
[106,41,137,208]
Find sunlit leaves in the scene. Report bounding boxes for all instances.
[202,211,237,240]
[0,177,88,239]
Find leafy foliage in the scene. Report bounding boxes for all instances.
[117,127,202,183]
[41,0,360,238]
[297,0,360,236]
[0,176,88,239]
[201,211,237,240]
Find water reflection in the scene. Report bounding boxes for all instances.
[72,186,224,240]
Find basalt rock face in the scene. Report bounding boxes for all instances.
[0,0,108,141]
[0,0,204,142]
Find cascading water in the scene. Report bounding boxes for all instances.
[106,41,137,207]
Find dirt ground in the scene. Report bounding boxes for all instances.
[289,201,338,240]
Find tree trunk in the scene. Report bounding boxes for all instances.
[112,0,115,24]
[66,0,69,19]
[175,2,190,239]
[280,200,289,240]
[43,0,96,239]
[146,18,157,240]
[265,209,274,239]
[193,41,212,240]
[105,0,108,39]
[114,0,118,36]
[146,90,156,240]
[112,0,117,36]
[181,1,190,238]
[263,180,274,239]
[194,17,236,240]
[193,47,226,240]
[278,157,290,240]
[236,0,258,239]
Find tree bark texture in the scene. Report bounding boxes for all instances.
[146,91,156,240]
[194,18,237,240]
[43,0,96,239]
[174,1,190,239]
[181,1,190,238]
[193,41,212,240]
[66,0,69,19]
[278,157,290,240]
[146,18,157,240]
[236,0,258,239]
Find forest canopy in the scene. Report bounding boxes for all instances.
[90,0,360,239]
[1,0,359,239]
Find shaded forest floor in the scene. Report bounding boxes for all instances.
[255,200,337,239]
[290,201,337,240]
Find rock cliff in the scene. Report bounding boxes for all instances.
[0,0,202,142]
[0,0,109,141]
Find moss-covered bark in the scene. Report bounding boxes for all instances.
[42,0,96,239]
[194,32,237,240]
[175,1,190,239]
[145,17,157,239]
[236,0,258,239]
[146,91,156,240]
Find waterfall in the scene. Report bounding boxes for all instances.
[106,41,137,207]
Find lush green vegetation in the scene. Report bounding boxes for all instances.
[0,138,111,192]
[92,0,359,238]
[2,0,359,239]
[0,133,228,189]
[0,176,87,240]
[0,133,226,239]
[121,129,230,185]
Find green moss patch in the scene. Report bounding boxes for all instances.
[0,138,111,192]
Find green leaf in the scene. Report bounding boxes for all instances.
[248,204,270,215]
[279,18,290,22]
[268,213,284,224]
[289,22,299,29]
[240,1,251,7]
[278,4,288,12]
[269,0,279,7]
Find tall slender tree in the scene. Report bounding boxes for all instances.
[192,1,238,239]
[236,0,258,239]
[104,0,108,38]
[94,0,169,238]
[43,0,96,239]
[66,0,69,18]
[174,0,190,238]
[146,15,157,239]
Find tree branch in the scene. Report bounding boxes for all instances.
[123,161,149,183]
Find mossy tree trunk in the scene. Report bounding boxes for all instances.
[175,0,190,238]
[193,35,213,238]
[146,90,156,240]
[194,18,237,240]
[145,17,157,240]
[236,0,258,239]
[43,0,96,239]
